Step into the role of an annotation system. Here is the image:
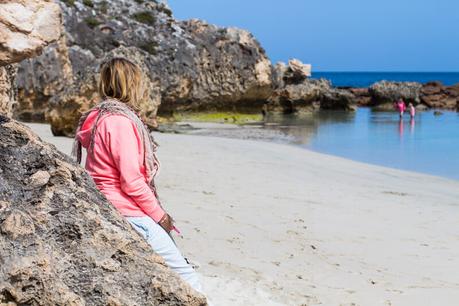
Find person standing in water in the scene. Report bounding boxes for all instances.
[396,99,406,118]
[72,58,204,295]
[409,103,416,118]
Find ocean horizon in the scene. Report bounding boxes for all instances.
[312,72,459,88]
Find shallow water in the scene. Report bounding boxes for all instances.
[266,108,459,180]
[188,108,459,180]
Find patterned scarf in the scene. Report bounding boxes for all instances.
[72,99,161,199]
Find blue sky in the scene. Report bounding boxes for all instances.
[168,0,459,72]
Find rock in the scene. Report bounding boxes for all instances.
[27,170,51,188]
[15,1,272,136]
[284,59,311,83]
[320,88,357,111]
[421,81,459,110]
[0,117,207,305]
[267,77,356,113]
[0,0,61,65]
[433,110,443,116]
[266,78,330,114]
[369,81,422,109]
[16,35,73,122]
[347,87,371,106]
[272,59,312,87]
[0,65,16,117]
[0,0,61,118]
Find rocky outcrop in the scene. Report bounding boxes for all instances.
[0,0,61,117]
[420,81,459,110]
[266,60,355,113]
[346,87,371,106]
[369,81,422,110]
[0,0,61,65]
[0,117,207,305]
[16,0,272,136]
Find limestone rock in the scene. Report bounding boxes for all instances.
[420,81,459,110]
[0,0,61,65]
[0,0,61,118]
[272,59,312,88]
[0,117,207,305]
[267,76,356,113]
[15,0,272,136]
[347,87,371,106]
[285,59,311,81]
[0,65,16,117]
[320,88,357,111]
[369,81,422,109]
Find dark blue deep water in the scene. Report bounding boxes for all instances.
[313,72,459,87]
[262,109,459,180]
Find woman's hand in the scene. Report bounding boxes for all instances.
[158,213,174,233]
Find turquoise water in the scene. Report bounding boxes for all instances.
[262,108,459,180]
[313,72,459,87]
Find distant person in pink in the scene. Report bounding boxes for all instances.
[409,103,416,118]
[395,99,406,118]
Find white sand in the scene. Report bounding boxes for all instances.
[28,122,459,306]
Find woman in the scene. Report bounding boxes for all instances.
[72,58,202,293]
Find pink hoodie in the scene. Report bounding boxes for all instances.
[77,110,165,222]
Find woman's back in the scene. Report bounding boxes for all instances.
[76,108,164,222]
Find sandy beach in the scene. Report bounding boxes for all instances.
[28,122,459,306]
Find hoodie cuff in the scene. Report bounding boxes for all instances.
[149,208,166,223]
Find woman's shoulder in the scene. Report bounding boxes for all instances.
[98,113,138,134]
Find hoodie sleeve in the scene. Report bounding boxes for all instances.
[102,115,165,222]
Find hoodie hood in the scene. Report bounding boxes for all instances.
[76,110,99,149]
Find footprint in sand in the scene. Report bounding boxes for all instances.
[382,190,409,196]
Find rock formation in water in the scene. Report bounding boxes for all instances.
[0,117,207,305]
[266,60,356,114]
[368,81,423,110]
[420,81,459,110]
[0,0,61,117]
[15,0,272,136]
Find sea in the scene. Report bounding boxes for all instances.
[312,72,459,87]
[189,73,459,180]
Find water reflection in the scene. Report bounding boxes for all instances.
[188,107,459,180]
[259,111,356,145]
[398,118,404,138]
[410,118,415,135]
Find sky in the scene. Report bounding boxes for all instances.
[168,0,459,72]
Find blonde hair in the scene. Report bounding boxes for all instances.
[98,57,144,109]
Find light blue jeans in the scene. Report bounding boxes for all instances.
[127,216,203,293]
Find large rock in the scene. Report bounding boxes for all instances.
[0,0,61,65]
[271,59,311,88]
[265,76,356,114]
[0,0,61,117]
[369,81,422,109]
[320,88,357,111]
[420,81,459,110]
[266,78,330,113]
[15,0,272,136]
[347,87,371,106]
[0,117,207,305]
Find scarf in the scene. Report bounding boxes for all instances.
[72,99,161,199]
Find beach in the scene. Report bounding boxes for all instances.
[28,122,459,306]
